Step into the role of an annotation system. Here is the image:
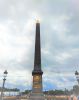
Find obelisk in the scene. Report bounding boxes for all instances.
[29,20,44,100]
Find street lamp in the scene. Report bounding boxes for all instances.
[1,70,8,100]
[75,70,79,85]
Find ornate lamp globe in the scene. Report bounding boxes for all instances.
[4,70,8,78]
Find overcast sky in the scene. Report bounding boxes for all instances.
[0,0,79,91]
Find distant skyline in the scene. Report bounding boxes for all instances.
[0,0,79,91]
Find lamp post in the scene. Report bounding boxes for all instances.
[1,70,8,100]
[75,70,79,85]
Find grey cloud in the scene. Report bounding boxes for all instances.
[0,0,79,90]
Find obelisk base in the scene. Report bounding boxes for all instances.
[29,92,44,100]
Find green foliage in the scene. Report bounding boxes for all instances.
[22,89,72,95]
[43,89,70,95]
[22,90,31,94]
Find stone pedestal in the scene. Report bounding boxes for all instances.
[29,74,44,100]
[29,92,44,100]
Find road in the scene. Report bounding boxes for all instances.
[2,95,69,100]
